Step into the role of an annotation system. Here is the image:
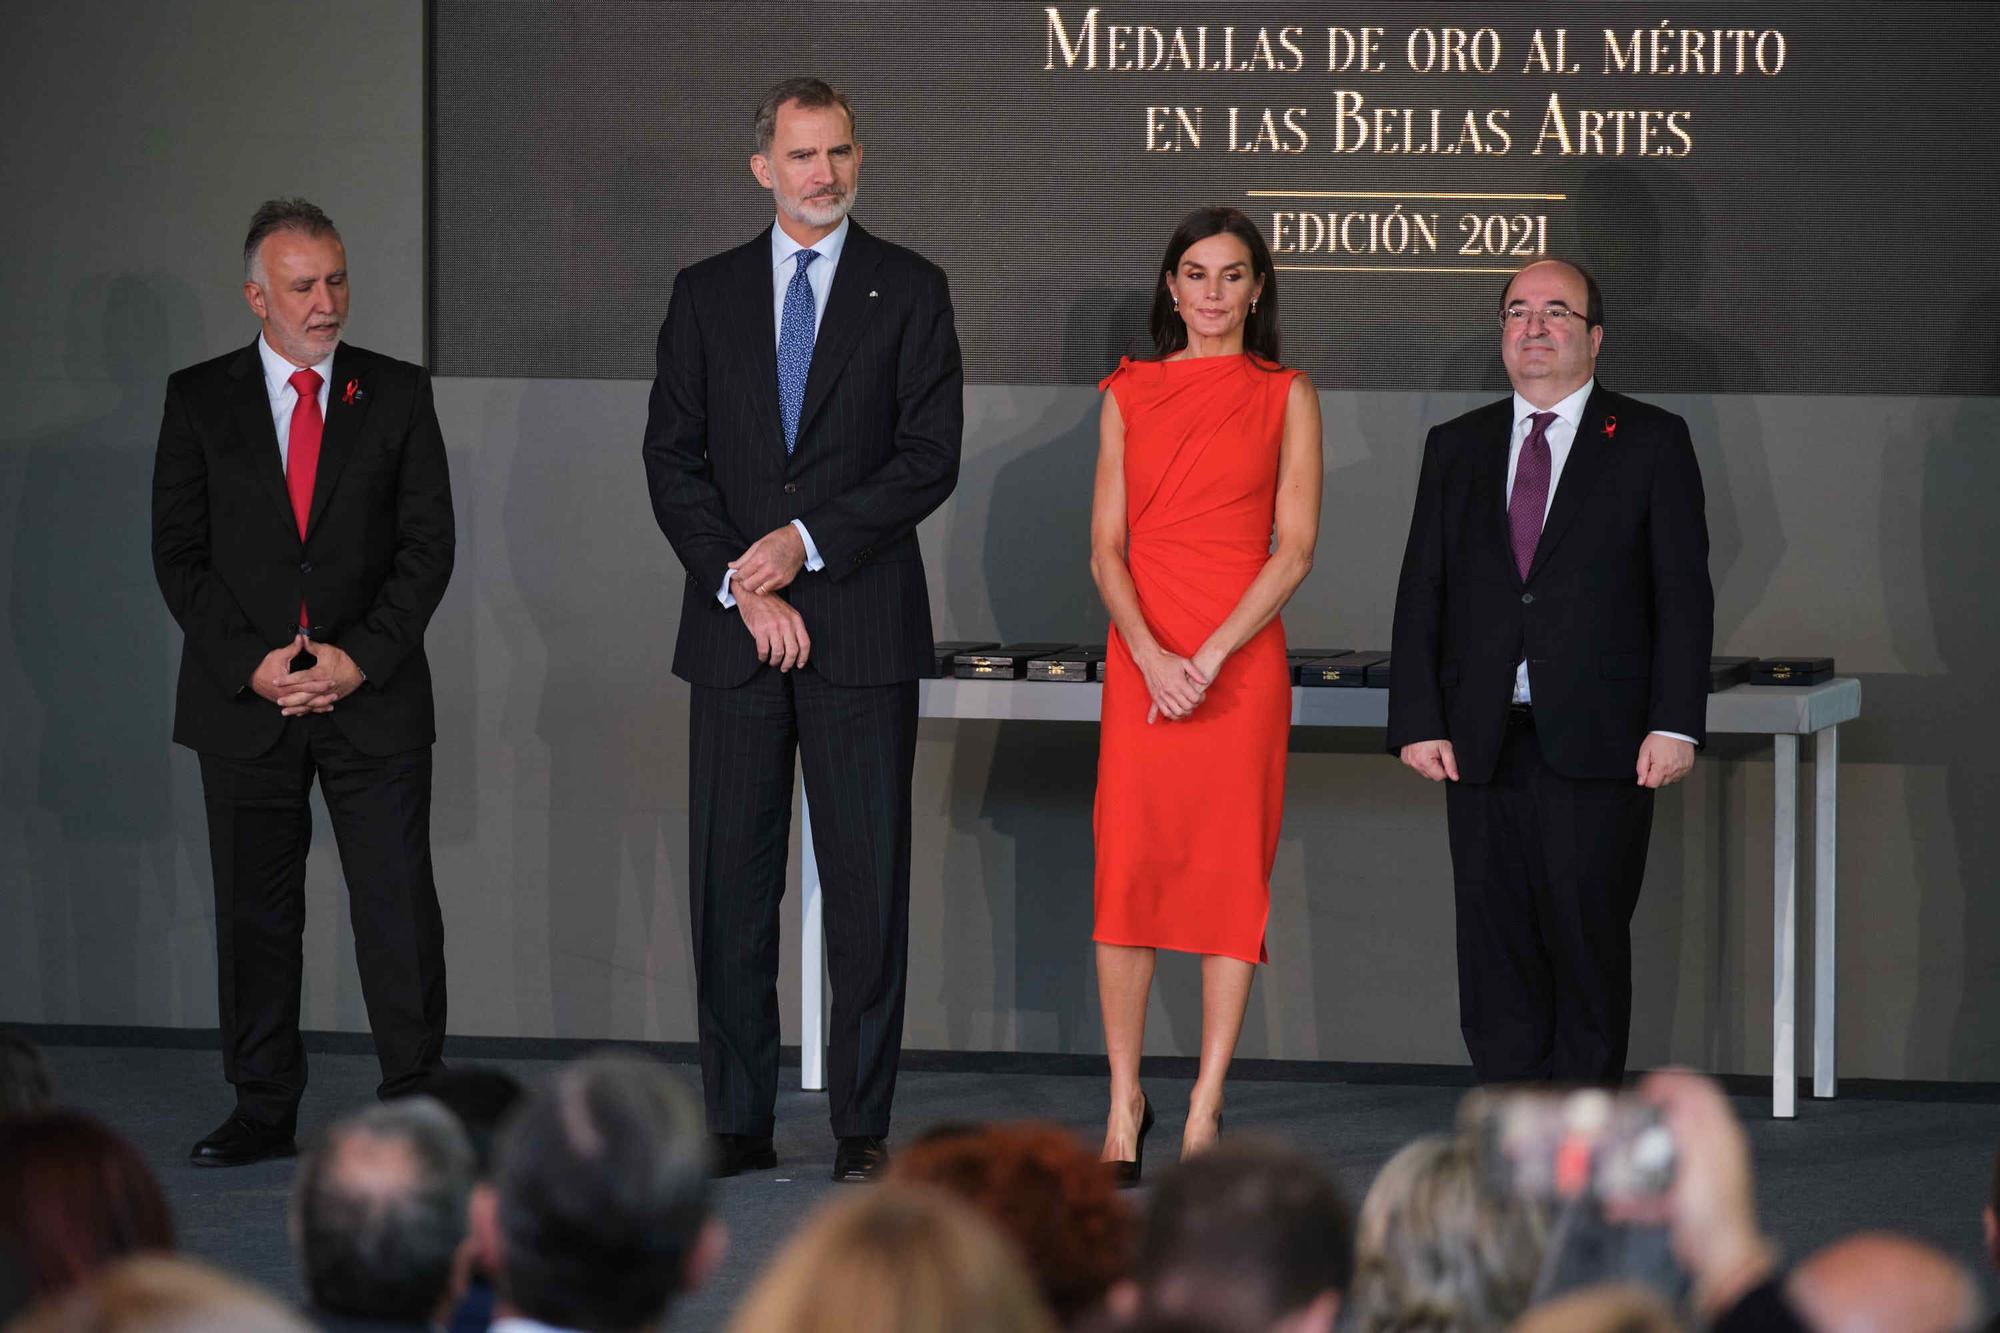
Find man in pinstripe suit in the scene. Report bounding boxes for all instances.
[642,78,963,1182]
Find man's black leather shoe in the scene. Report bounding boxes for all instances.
[189,1113,296,1168]
[832,1135,889,1183]
[711,1133,777,1178]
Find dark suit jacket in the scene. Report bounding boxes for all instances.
[1387,384,1712,783]
[152,340,455,759]
[642,220,963,688]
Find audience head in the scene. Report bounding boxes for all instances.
[1786,1232,1984,1333]
[1123,1137,1352,1333]
[890,1119,1132,1323]
[10,1254,308,1333]
[289,1096,473,1324]
[0,1028,55,1117]
[416,1066,523,1178]
[476,1053,718,1332]
[0,1112,174,1305]
[728,1184,1055,1333]
[1347,1134,1545,1333]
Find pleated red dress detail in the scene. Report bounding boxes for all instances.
[1093,353,1299,965]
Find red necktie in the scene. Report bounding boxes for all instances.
[1508,411,1556,580]
[287,368,323,628]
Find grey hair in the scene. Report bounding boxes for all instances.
[753,77,856,155]
[290,1096,475,1323]
[1346,1135,1549,1333]
[494,1054,713,1330]
[243,197,339,281]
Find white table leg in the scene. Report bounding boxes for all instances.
[800,771,827,1093]
[1813,725,1838,1099]
[1772,734,1798,1119]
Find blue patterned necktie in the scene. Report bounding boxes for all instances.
[777,249,820,455]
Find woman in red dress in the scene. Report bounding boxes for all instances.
[1090,207,1322,1183]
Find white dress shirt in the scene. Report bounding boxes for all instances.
[715,217,848,608]
[257,334,335,468]
[1505,378,1692,745]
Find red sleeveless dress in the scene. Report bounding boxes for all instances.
[1093,353,1299,965]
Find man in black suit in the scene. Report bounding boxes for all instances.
[1388,258,1711,1084]
[642,79,962,1182]
[153,198,455,1165]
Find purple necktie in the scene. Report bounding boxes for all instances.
[1508,411,1556,580]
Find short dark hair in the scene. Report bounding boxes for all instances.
[1148,206,1283,365]
[1500,257,1605,330]
[291,1098,474,1322]
[493,1055,711,1331]
[242,197,339,281]
[753,77,856,155]
[1137,1138,1354,1329]
[418,1067,523,1179]
[0,1028,54,1116]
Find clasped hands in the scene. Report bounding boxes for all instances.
[1398,732,1695,788]
[1137,642,1227,724]
[731,525,811,671]
[250,635,364,716]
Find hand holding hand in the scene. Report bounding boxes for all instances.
[273,640,365,716]
[1637,734,1695,788]
[1137,645,1208,723]
[1399,739,1460,782]
[736,586,811,671]
[729,525,807,597]
[249,636,311,707]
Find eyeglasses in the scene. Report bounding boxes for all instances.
[1500,306,1589,326]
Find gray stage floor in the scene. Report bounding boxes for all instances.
[35,1045,2000,1329]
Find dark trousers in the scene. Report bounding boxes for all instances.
[1444,710,1654,1084]
[689,667,916,1139]
[197,715,446,1129]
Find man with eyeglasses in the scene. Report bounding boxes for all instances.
[1387,257,1713,1085]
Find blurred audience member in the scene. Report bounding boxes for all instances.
[0,1112,174,1308]
[423,1067,524,1333]
[291,1098,474,1330]
[469,1055,719,1332]
[420,1068,523,1178]
[728,1184,1054,1333]
[1111,1137,1351,1333]
[1786,1233,1983,1333]
[891,1120,1132,1324]
[1347,1134,1545,1333]
[1509,1283,1683,1333]
[1636,1071,1794,1332]
[0,1028,55,1117]
[1985,1145,2000,1333]
[10,1253,308,1333]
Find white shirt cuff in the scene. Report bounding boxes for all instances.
[717,567,737,609]
[792,519,825,572]
[1649,730,1697,745]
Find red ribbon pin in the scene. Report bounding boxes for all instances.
[342,379,361,405]
[1602,415,1617,439]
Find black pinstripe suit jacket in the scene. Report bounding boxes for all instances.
[643,221,964,688]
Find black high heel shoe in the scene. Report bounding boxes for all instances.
[1106,1094,1155,1189]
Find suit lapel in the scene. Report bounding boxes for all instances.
[228,342,298,538]
[738,231,787,464]
[793,222,883,455]
[1470,400,1520,585]
[1528,384,1614,580]
[304,344,374,537]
